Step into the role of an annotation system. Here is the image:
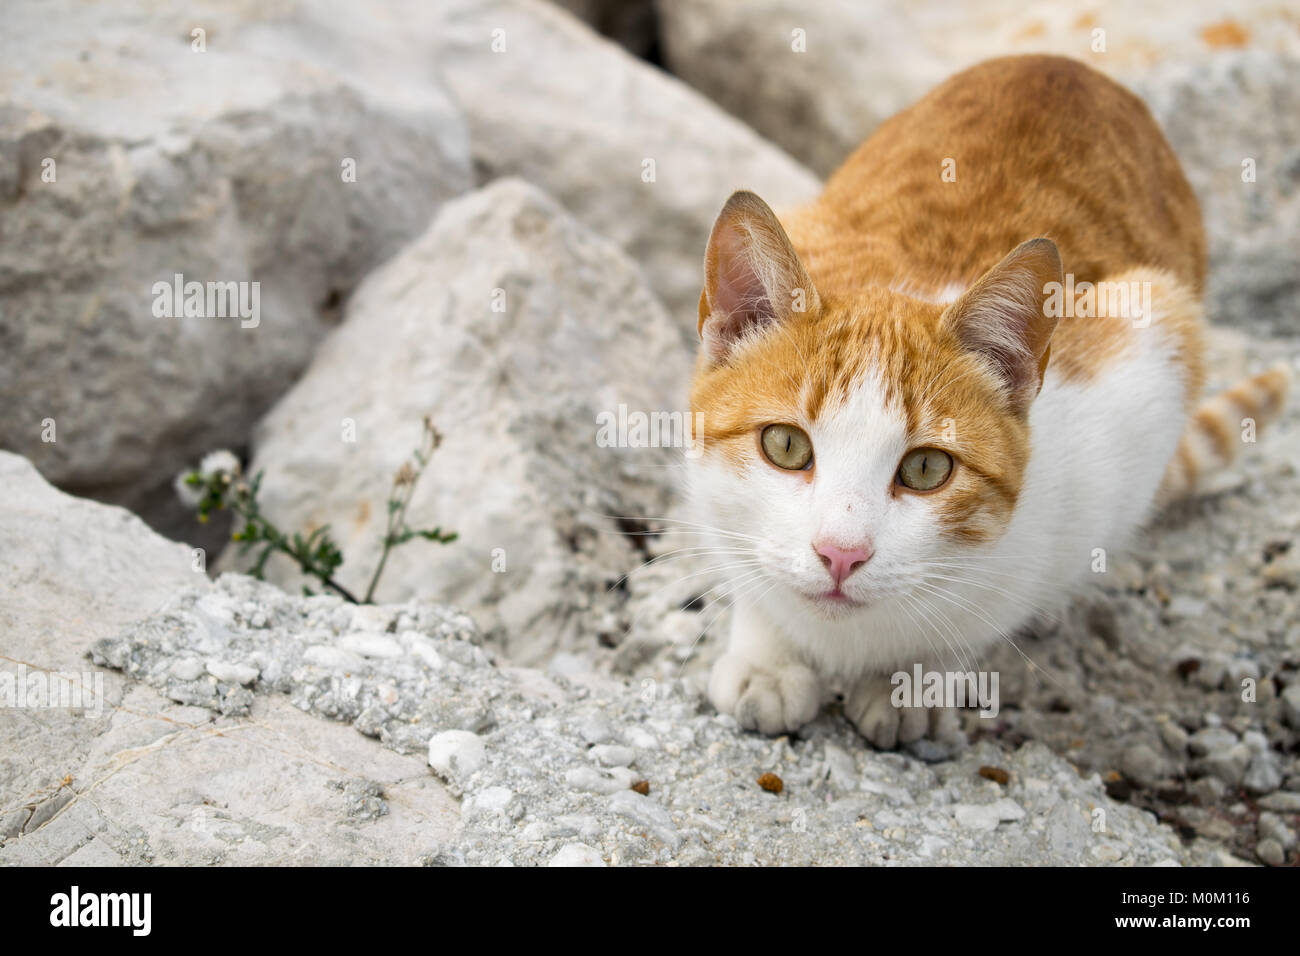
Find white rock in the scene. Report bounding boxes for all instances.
[579,714,616,746]
[953,799,1026,832]
[204,661,260,686]
[428,731,487,779]
[590,745,636,768]
[338,633,404,659]
[566,766,636,795]
[169,658,206,682]
[624,727,659,750]
[549,843,606,867]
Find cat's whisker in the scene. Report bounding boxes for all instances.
[913,569,1063,627]
[603,545,760,595]
[617,559,768,633]
[657,565,773,661]
[673,572,781,679]
[901,586,980,674]
[912,580,1068,694]
[895,590,968,675]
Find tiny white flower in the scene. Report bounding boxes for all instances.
[198,449,241,478]
[174,470,204,508]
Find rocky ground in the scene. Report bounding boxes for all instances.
[2,0,1298,866]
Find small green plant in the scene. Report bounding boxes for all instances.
[176,417,456,604]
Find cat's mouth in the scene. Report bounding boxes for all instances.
[806,586,869,610]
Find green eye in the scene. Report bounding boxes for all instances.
[897,448,953,491]
[760,424,813,470]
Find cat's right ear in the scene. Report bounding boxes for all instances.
[698,190,820,364]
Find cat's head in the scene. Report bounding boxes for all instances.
[688,190,1062,618]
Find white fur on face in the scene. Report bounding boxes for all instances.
[689,365,962,633]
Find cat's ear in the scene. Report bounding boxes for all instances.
[699,190,820,363]
[940,238,1063,410]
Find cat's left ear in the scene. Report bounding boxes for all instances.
[940,238,1063,411]
[698,190,820,364]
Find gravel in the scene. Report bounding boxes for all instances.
[88,574,1242,866]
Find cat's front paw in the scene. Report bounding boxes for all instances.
[845,675,962,750]
[709,652,821,736]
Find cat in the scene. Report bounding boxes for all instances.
[687,55,1290,748]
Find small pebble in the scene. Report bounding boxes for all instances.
[427,730,486,778]
[1256,838,1285,867]
[549,843,606,867]
[590,744,635,768]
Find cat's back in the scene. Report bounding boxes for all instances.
[789,55,1206,297]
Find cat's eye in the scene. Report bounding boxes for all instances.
[897,448,953,491]
[760,424,813,471]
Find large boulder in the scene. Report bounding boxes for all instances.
[656,0,944,176]
[429,0,820,318]
[0,0,472,530]
[0,451,461,864]
[221,179,692,665]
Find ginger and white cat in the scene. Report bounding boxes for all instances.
[688,55,1289,747]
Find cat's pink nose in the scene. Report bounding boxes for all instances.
[814,540,873,586]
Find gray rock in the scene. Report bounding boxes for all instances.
[433,0,820,317]
[220,180,689,665]
[1157,720,1189,754]
[1199,743,1253,788]
[1243,752,1284,795]
[1258,812,1297,851]
[1282,684,1300,730]
[657,0,944,175]
[1256,838,1285,866]
[1257,791,1300,813]
[1189,726,1238,757]
[0,0,472,521]
[1122,744,1173,788]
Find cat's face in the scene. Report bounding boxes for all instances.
[688,191,1060,619]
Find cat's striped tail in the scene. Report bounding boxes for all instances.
[1160,363,1291,501]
